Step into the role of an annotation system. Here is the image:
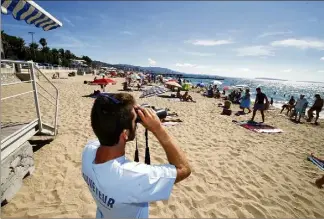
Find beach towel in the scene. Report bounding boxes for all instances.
[162,122,181,126]
[232,120,283,133]
[307,154,324,171]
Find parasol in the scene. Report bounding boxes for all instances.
[89,78,116,85]
[212,80,223,85]
[131,74,141,80]
[165,81,182,88]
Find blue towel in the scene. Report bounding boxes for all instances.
[307,155,324,171]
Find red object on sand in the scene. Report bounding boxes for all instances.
[223,86,230,90]
[90,78,117,85]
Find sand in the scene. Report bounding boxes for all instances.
[1,74,324,218]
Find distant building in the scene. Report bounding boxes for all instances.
[70,59,88,68]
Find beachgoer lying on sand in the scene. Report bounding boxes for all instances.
[161,118,183,123]
[307,94,324,125]
[281,96,295,115]
[290,94,308,123]
[239,89,251,113]
[316,176,324,189]
[182,91,196,102]
[221,100,232,116]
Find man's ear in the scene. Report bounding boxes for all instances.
[121,129,129,141]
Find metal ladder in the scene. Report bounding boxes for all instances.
[1,60,59,160]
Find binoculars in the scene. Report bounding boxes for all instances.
[135,106,168,123]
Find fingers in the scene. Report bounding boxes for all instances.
[137,109,145,121]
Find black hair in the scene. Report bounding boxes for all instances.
[91,93,136,146]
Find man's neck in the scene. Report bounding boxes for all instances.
[95,143,126,164]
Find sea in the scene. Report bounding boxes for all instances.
[186,76,324,117]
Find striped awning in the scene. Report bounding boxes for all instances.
[1,0,62,31]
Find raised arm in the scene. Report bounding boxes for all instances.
[137,108,191,184]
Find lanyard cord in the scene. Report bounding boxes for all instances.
[134,134,139,162]
[134,129,151,165]
[144,129,150,165]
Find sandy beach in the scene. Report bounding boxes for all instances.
[1,74,324,218]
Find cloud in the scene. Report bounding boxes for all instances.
[317,70,324,73]
[63,17,75,27]
[148,58,156,65]
[175,63,208,68]
[236,46,275,57]
[121,31,133,35]
[237,68,251,72]
[271,38,324,50]
[281,69,292,73]
[186,39,233,46]
[320,57,324,61]
[175,63,195,67]
[258,31,292,38]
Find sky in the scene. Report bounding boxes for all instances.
[2,1,324,81]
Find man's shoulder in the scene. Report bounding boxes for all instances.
[82,140,100,156]
[121,162,176,178]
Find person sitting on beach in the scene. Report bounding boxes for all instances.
[82,93,191,219]
[290,94,308,123]
[307,94,324,125]
[122,82,132,91]
[281,96,296,115]
[239,89,251,113]
[215,90,221,98]
[221,100,232,116]
[182,91,195,102]
[176,89,182,99]
[251,87,269,123]
[137,83,142,91]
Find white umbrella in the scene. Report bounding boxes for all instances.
[212,80,223,85]
[234,84,249,89]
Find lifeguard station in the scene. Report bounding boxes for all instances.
[1,0,62,205]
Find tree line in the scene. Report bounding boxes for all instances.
[1,30,92,67]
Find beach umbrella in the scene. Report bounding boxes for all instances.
[234,84,249,89]
[182,83,191,91]
[131,74,141,80]
[90,78,117,85]
[140,86,168,98]
[212,80,223,85]
[165,81,182,88]
[223,86,231,90]
[1,0,62,31]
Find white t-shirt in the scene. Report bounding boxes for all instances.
[81,140,177,219]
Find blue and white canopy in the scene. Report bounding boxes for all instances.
[1,0,62,31]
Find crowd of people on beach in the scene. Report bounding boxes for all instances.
[79,72,324,219]
[280,94,323,125]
